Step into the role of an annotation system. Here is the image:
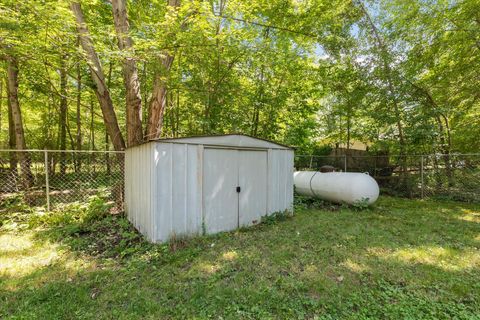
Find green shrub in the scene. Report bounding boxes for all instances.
[261,210,292,225]
[0,193,35,229]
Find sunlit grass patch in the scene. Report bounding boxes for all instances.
[458,208,480,222]
[378,246,480,272]
[0,232,60,278]
[1,196,480,319]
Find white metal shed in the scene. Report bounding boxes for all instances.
[124,134,294,243]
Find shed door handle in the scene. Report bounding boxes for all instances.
[236,186,241,193]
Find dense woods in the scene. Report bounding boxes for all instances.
[0,0,478,155]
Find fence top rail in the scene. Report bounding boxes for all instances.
[295,153,480,158]
[0,149,125,154]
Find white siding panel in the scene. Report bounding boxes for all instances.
[151,143,158,241]
[155,143,173,242]
[125,143,155,241]
[186,145,202,235]
[203,148,239,234]
[172,144,187,236]
[267,149,294,214]
[267,149,279,213]
[239,150,268,227]
[286,150,294,212]
[124,149,131,222]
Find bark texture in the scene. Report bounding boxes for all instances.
[6,56,33,188]
[59,58,68,174]
[70,2,126,151]
[111,0,143,146]
[145,0,181,139]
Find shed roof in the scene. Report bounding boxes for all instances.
[150,134,292,150]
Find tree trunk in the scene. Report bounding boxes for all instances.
[59,57,68,175]
[145,0,181,139]
[146,55,175,139]
[70,2,126,151]
[6,56,33,189]
[411,82,454,187]
[90,92,95,151]
[0,76,3,135]
[111,0,143,147]
[75,55,82,172]
[6,77,17,174]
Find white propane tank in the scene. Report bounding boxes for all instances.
[294,171,380,205]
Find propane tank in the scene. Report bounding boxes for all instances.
[294,171,380,205]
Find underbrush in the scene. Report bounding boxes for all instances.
[1,194,148,259]
[293,193,373,211]
[0,193,36,229]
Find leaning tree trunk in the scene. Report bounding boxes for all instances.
[111,0,143,147]
[70,2,126,152]
[6,56,33,189]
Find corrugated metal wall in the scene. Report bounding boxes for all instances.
[125,143,155,240]
[267,149,294,214]
[125,139,294,243]
[152,143,203,242]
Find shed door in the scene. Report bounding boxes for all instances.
[203,148,268,234]
[203,148,239,234]
[238,150,267,227]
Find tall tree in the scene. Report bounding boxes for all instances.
[59,57,68,174]
[111,0,143,146]
[70,2,126,151]
[145,0,181,139]
[5,56,33,187]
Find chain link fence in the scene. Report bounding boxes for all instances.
[0,150,124,212]
[295,153,480,202]
[1,150,478,213]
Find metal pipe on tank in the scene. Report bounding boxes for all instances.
[294,171,380,205]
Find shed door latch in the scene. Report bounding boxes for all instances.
[236,186,241,193]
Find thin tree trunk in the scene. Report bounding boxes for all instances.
[90,93,95,151]
[410,81,454,187]
[346,102,351,157]
[6,56,33,189]
[0,76,3,135]
[59,57,68,175]
[111,0,143,147]
[89,92,96,172]
[75,56,82,172]
[6,78,17,174]
[70,2,126,151]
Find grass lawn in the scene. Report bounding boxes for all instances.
[1,196,480,319]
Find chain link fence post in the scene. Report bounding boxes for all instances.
[44,149,50,211]
[420,155,424,199]
[344,154,347,172]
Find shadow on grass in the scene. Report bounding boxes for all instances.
[1,196,480,319]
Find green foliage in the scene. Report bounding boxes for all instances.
[0,193,35,229]
[0,0,478,153]
[260,210,292,225]
[351,197,372,210]
[28,195,111,228]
